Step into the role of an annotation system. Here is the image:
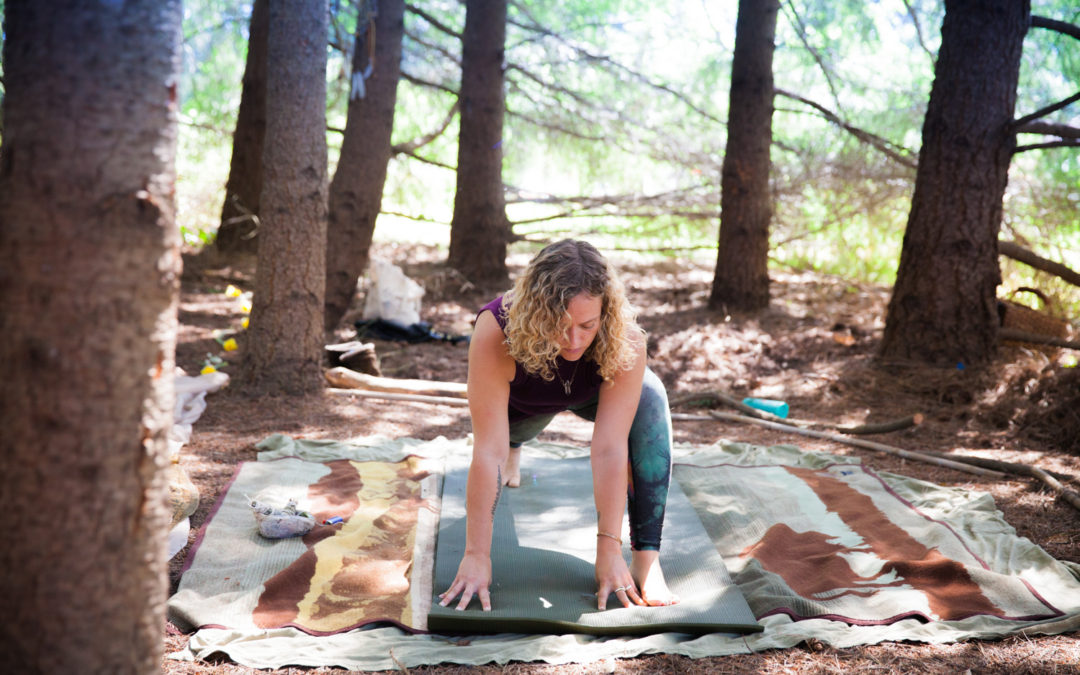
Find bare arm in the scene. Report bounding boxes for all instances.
[590,336,647,609]
[438,310,514,611]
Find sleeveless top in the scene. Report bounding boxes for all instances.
[479,296,604,422]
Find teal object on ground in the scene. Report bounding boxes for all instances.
[742,397,789,419]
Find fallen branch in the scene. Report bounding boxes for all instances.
[327,387,469,407]
[325,367,467,397]
[670,391,923,435]
[920,451,1074,483]
[999,328,1080,351]
[920,452,1080,512]
[677,410,1006,479]
[1029,467,1080,512]
[836,415,924,435]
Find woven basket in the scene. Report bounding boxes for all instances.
[998,287,1070,350]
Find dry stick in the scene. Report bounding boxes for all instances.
[1029,467,1080,512]
[699,410,1006,479]
[835,414,924,435]
[325,367,468,397]
[670,391,922,435]
[327,387,469,407]
[999,328,1080,351]
[919,451,1074,482]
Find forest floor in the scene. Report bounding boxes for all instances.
[165,242,1080,674]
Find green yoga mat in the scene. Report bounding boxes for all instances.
[428,455,762,636]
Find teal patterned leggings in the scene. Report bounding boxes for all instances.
[508,367,673,551]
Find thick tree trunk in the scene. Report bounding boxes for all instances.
[215,0,269,255]
[880,0,1029,366]
[709,0,779,312]
[324,0,406,330]
[241,0,329,395]
[447,0,510,287]
[0,1,182,672]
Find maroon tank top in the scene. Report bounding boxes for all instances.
[479,296,603,421]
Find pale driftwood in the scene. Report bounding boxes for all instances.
[325,367,467,397]
[920,452,1080,512]
[698,410,1006,479]
[1029,467,1080,512]
[835,414,924,435]
[999,328,1080,351]
[920,451,1074,482]
[327,387,469,407]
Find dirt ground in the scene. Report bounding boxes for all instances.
[165,242,1080,674]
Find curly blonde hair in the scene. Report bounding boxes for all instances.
[501,239,644,383]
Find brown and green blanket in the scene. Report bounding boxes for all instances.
[167,437,1080,671]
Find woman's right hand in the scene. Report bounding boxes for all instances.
[438,552,493,611]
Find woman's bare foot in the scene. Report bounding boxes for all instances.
[630,550,680,606]
[502,447,522,487]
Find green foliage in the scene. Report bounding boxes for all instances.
[167,0,1079,317]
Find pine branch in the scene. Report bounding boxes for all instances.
[1014,139,1080,154]
[1011,90,1080,129]
[1014,120,1080,139]
[404,3,461,39]
[776,88,918,169]
[506,2,723,125]
[1031,15,1080,42]
[399,71,458,97]
[393,101,459,154]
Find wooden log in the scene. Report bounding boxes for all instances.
[325,367,468,397]
[919,451,1074,482]
[670,390,923,435]
[326,387,469,407]
[325,341,382,375]
[999,328,1080,351]
[697,410,1006,479]
[835,414,923,435]
[1029,466,1080,512]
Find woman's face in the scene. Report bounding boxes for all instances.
[557,292,602,361]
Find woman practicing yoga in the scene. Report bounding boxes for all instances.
[438,239,679,612]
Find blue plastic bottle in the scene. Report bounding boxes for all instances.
[742,397,789,419]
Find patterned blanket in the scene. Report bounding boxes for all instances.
[168,437,1080,671]
[169,454,440,634]
[675,461,1062,625]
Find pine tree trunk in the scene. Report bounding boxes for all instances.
[0,1,182,672]
[324,0,406,330]
[215,0,269,255]
[447,0,510,287]
[709,0,778,312]
[241,0,329,394]
[880,0,1029,366]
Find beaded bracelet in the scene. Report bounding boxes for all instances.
[596,531,622,545]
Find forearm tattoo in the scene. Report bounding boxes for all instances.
[492,466,503,519]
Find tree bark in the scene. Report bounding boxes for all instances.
[241,0,329,395]
[447,0,511,287]
[215,0,269,255]
[709,0,779,312]
[0,1,182,672]
[324,0,406,330]
[880,0,1029,366]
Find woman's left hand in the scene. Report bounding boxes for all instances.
[594,546,644,610]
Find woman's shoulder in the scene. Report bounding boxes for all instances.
[478,295,508,329]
